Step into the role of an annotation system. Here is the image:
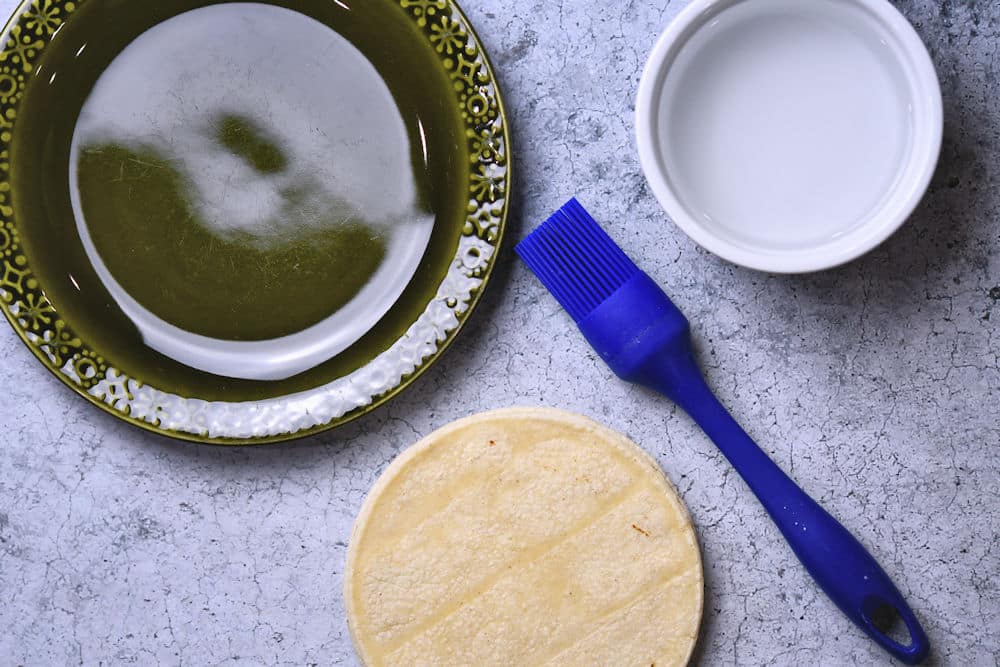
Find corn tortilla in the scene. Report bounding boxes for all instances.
[344,407,704,666]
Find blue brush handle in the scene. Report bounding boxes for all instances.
[672,372,930,664]
[580,273,930,664]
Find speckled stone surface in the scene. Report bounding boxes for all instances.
[1,0,997,664]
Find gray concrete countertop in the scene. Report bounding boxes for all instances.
[1,0,997,664]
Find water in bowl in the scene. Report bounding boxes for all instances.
[659,0,913,251]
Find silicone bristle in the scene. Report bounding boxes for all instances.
[516,199,640,322]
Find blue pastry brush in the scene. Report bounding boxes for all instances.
[516,199,930,664]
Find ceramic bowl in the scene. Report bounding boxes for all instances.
[636,0,942,273]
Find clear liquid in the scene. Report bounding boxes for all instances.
[659,0,913,250]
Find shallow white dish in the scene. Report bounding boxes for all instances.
[636,0,942,273]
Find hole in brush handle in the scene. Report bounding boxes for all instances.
[867,600,910,644]
[861,595,930,664]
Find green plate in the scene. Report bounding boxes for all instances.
[0,0,510,443]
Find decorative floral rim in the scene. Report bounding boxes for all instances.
[0,0,510,443]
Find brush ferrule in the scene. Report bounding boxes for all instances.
[578,272,700,404]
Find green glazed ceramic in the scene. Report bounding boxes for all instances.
[0,0,510,443]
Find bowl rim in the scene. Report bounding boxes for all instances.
[635,0,943,274]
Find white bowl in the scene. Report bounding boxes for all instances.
[635,0,942,273]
